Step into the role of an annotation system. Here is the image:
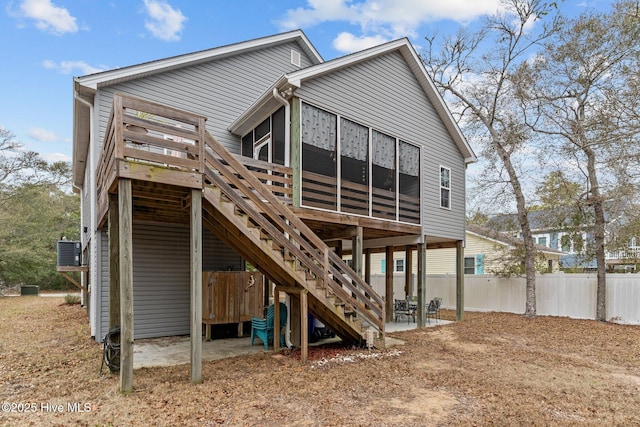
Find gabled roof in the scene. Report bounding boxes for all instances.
[75,30,322,90]
[229,38,477,164]
[71,30,323,189]
[466,224,564,256]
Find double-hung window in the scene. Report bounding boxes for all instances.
[440,166,451,209]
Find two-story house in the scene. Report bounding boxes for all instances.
[72,30,476,388]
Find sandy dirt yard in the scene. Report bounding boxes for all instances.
[1,296,639,426]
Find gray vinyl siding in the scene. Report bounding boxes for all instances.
[95,41,314,155]
[295,51,466,241]
[98,223,242,341]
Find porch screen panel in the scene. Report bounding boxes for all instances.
[340,118,369,215]
[398,141,420,223]
[272,106,285,165]
[301,103,337,210]
[255,118,270,162]
[372,130,396,220]
[241,133,253,158]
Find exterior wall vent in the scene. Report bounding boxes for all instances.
[291,49,301,67]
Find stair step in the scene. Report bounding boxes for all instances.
[201,162,379,346]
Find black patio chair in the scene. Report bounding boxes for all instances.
[426,297,442,324]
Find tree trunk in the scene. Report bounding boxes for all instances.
[493,139,537,317]
[585,146,607,321]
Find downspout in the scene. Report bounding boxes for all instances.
[74,89,99,336]
[272,88,291,167]
[73,92,93,193]
[273,87,294,349]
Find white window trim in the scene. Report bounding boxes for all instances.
[440,165,451,210]
[533,233,551,248]
[464,256,475,275]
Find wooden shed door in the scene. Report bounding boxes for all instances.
[202,271,264,325]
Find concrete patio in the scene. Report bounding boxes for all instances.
[133,319,451,369]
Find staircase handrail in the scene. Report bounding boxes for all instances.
[203,134,384,329]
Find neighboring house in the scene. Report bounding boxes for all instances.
[358,223,562,280]
[488,209,639,272]
[71,30,476,380]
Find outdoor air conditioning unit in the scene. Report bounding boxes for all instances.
[57,241,82,267]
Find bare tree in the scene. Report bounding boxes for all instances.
[422,0,562,317]
[0,128,70,204]
[515,1,640,320]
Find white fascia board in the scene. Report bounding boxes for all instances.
[467,230,515,250]
[468,230,564,256]
[399,42,477,165]
[76,30,321,90]
[227,75,293,135]
[285,38,408,84]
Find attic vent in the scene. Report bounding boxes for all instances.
[291,49,301,67]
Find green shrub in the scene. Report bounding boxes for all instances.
[64,294,81,305]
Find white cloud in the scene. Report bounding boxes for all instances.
[42,59,106,75]
[28,128,58,142]
[280,0,503,46]
[18,0,78,35]
[332,32,390,53]
[42,152,71,163]
[143,0,187,42]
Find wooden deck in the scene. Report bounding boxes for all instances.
[96,94,421,240]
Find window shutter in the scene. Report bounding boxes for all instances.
[475,254,485,274]
[381,259,386,273]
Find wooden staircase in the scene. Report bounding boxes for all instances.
[201,132,385,347]
[97,93,385,348]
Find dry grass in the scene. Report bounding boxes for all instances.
[1,296,639,426]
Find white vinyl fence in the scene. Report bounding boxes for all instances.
[370,272,640,325]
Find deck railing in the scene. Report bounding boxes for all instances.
[301,170,421,224]
[96,94,292,223]
[204,135,385,333]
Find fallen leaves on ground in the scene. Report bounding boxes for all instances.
[1,296,640,426]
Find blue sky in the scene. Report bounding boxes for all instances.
[1,0,612,163]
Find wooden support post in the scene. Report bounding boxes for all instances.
[197,117,206,173]
[456,240,465,321]
[274,288,281,353]
[190,189,203,384]
[364,248,371,286]
[416,243,426,327]
[405,245,413,298]
[352,226,363,278]
[118,179,134,394]
[290,97,301,208]
[108,193,120,330]
[300,289,308,363]
[385,245,394,321]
